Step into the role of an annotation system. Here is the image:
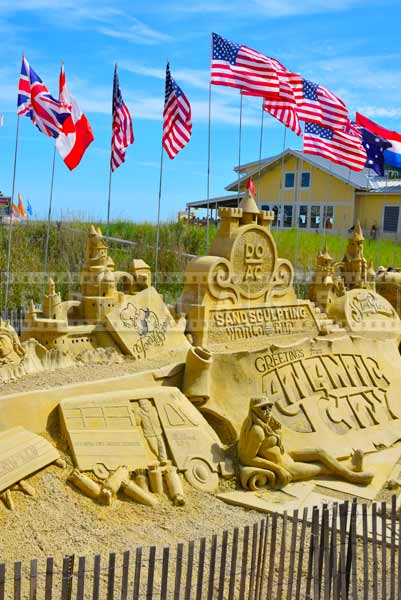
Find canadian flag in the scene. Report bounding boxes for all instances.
[56,64,94,170]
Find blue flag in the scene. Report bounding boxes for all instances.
[359,126,392,176]
[26,200,33,216]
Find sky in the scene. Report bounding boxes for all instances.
[0,0,401,223]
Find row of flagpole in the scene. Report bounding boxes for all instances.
[3,30,400,310]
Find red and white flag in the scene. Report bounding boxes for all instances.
[110,65,134,171]
[56,64,94,170]
[163,63,192,159]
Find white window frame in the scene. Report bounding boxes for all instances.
[284,172,295,189]
[382,204,400,234]
[300,171,311,189]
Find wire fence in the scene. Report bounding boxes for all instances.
[0,495,400,599]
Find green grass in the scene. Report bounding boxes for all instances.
[1,220,400,309]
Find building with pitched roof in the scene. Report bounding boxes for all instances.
[186,149,401,237]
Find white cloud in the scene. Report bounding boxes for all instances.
[120,61,210,90]
[164,0,371,16]
[98,19,171,45]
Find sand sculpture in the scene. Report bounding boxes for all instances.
[2,193,401,517]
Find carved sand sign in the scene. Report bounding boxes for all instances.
[0,427,59,493]
[105,287,189,361]
[179,189,321,350]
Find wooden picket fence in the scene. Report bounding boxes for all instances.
[0,495,400,599]
[1,307,26,336]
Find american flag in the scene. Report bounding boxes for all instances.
[110,65,134,172]
[17,55,73,138]
[211,33,280,97]
[290,76,348,130]
[303,122,367,171]
[263,70,301,135]
[163,63,192,160]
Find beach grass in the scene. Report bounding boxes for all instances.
[1,220,401,308]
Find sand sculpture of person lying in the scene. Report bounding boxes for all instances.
[238,397,374,491]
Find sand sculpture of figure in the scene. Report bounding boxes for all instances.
[238,397,374,490]
[0,321,25,366]
[134,399,168,464]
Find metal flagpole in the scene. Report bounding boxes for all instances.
[295,157,303,277]
[43,143,57,289]
[106,165,112,236]
[4,116,21,309]
[277,125,287,235]
[257,100,265,203]
[237,92,243,206]
[154,142,164,289]
[205,79,212,253]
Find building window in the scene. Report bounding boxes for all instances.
[323,206,334,230]
[283,205,293,227]
[383,206,400,233]
[271,205,281,227]
[298,205,308,228]
[284,173,295,188]
[261,204,270,211]
[311,205,320,229]
[301,172,311,188]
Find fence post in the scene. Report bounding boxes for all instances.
[391,495,397,600]
[61,555,74,600]
[145,546,156,600]
[45,557,53,600]
[92,554,101,600]
[381,500,387,600]
[160,547,170,600]
[266,511,278,600]
[277,512,288,600]
[248,522,259,600]
[330,503,338,600]
[76,556,85,600]
[362,503,369,600]
[295,507,308,599]
[286,509,298,600]
[217,531,228,600]
[120,551,130,600]
[238,525,250,600]
[372,503,378,600]
[195,538,206,600]
[339,501,349,600]
[0,563,5,600]
[184,540,195,600]
[254,519,266,600]
[29,559,38,600]
[174,542,184,600]
[227,527,239,600]
[206,534,217,600]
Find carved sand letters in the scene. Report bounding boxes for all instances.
[257,352,395,434]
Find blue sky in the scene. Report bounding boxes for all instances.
[0,0,400,222]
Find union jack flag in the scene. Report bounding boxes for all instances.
[110,65,134,172]
[17,55,73,138]
[163,63,192,160]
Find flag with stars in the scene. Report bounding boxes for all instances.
[110,65,134,172]
[290,76,348,130]
[356,125,392,175]
[211,32,280,97]
[263,70,301,135]
[163,63,192,160]
[303,122,367,171]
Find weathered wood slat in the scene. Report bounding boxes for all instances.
[61,555,74,600]
[45,557,54,600]
[92,555,101,600]
[372,503,378,600]
[207,534,217,600]
[266,512,278,600]
[381,501,387,600]
[174,542,184,600]
[76,556,86,600]
[195,538,206,600]
[0,563,5,600]
[295,507,308,599]
[339,501,349,600]
[350,499,358,600]
[107,552,116,600]
[362,503,369,600]
[391,495,396,600]
[217,531,228,600]
[29,559,37,600]
[160,547,170,600]
[184,540,194,600]
[254,519,265,600]
[238,525,250,600]
[248,522,259,600]
[330,504,338,600]
[13,561,21,600]
[132,547,142,600]
[322,505,330,600]
[286,510,298,600]
[120,550,130,600]
[146,546,156,600]
[277,512,287,600]
[227,528,239,600]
